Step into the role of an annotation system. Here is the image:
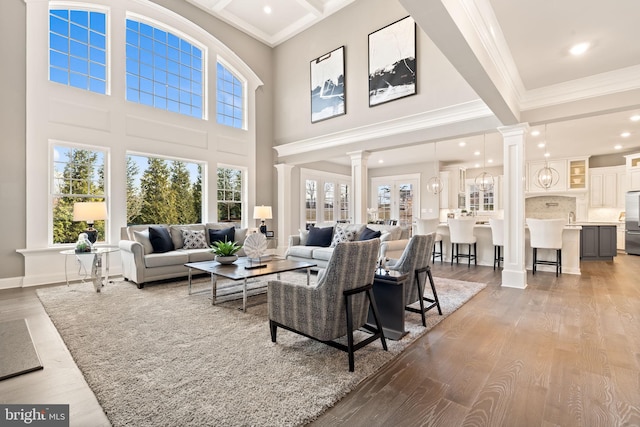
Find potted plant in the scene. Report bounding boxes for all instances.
[210,238,242,264]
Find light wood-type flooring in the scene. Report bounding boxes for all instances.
[1,254,639,426]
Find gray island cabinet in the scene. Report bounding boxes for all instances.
[580,225,617,260]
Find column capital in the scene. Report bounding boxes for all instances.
[498,123,529,137]
[347,150,371,162]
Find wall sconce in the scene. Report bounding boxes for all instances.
[253,205,272,234]
[73,201,107,243]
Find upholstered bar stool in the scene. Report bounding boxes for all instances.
[489,218,504,270]
[414,218,443,263]
[448,218,477,266]
[526,218,566,277]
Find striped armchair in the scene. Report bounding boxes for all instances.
[386,233,442,326]
[268,239,387,372]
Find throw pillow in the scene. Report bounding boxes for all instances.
[149,226,174,253]
[209,227,235,245]
[181,229,208,249]
[330,225,355,248]
[133,230,154,255]
[358,227,382,241]
[305,225,333,247]
[298,229,309,245]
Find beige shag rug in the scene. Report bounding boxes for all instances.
[37,272,486,426]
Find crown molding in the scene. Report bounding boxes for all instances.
[274,100,493,158]
[520,65,640,111]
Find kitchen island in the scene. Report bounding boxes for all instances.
[436,223,582,275]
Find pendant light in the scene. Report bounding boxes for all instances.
[427,142,443,194]
[474,134,494,192]
[535,125,559,190]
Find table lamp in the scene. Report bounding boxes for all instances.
[253,205,272,234]
[73,201,108,243]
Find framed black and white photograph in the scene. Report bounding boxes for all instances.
[310,46,345,123]
[368,16,416,107]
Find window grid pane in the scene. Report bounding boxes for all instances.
[49,9,107,94]
[216,63,243,129]
[217,167,243,223]
[126,19,203,119]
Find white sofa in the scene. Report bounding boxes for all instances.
[284,223,409,270]
[119,223,250,288]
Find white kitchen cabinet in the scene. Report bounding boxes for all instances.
[440,167,465,210]
[625,153,640,191]
[589,166,623,208]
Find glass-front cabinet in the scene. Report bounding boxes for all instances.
[568,159,587,190]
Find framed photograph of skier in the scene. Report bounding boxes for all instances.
[368,16,416,107]
[310,46,346,123]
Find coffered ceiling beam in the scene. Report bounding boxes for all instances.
[399,0,520,126]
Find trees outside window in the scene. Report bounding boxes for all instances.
[301,171,350,227]
[127,154,202,225]
[52,145,106,244]
[217,167,243,223]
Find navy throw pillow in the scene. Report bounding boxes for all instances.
[305,226,334,247]
[148,226,174,253]
[358,227,382,241]
[209,227,235,245]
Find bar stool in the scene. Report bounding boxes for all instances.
[448,218,477,266]
[414,218,443,263]
[489,218,504,270]
[526,218,565,277]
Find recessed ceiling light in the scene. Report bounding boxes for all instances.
[378,159,383,164]
[569,42,590,56]
[621,132,631,138]
[531,130,540,136]
[537,142,545,148]
[614,144,623,150]
[474,163,480,168]
[474,151,480,156]
[488,159,494,164]
[631,115,640,122]
[544,152,550,158]
[459,141,466,147]
[263,5,272,14]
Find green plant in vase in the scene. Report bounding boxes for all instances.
[210,238,242,264]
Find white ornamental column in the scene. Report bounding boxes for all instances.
[274,163,295,254]
[499,124,528,289]
[348,151,371,224]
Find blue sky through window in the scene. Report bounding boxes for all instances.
[125,19,203,119]
[49,9,107,94]
[216,62,243,129]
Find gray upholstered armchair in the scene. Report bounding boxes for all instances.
[268,239,387,372]
[386,233,442,326]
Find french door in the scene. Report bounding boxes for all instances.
[370,175,419,225]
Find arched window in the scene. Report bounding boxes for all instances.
[125,18,204,119]
[216,62,244,129]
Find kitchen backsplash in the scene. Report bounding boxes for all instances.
[525,196,576,219]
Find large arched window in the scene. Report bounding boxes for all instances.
[216,61,244,129]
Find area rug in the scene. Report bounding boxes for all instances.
[36,273,486,426]
[0,318,43,381]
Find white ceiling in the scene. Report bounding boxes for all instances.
[187,0,640,169]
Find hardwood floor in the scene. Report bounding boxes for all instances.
[1,254,639,426]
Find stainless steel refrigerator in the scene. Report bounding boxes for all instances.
[626,191,640,255]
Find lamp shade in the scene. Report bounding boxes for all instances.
[73,202,108,223]
[253,205,272,220]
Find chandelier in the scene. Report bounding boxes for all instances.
[427,142,443,195]
[474,134,494,192]
[535,125,559,190]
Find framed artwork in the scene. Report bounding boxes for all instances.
[368,16,417,107]
[310,46,346,123]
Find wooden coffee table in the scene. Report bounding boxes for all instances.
[185,257,317,312]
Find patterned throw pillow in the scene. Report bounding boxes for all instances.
[181,229,208,249]
[330,225,355,248]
